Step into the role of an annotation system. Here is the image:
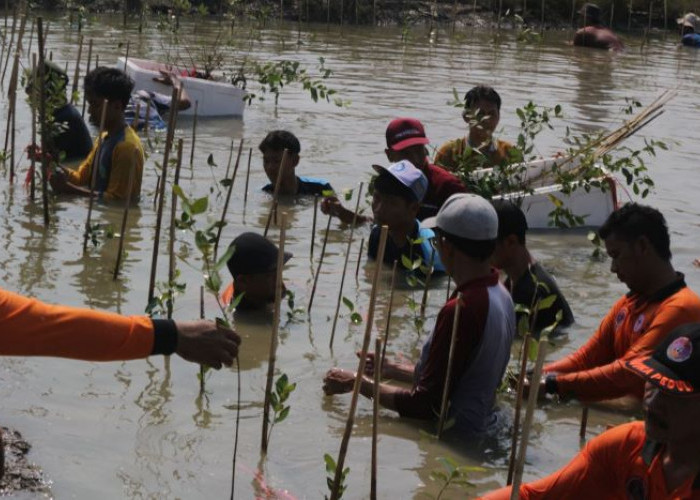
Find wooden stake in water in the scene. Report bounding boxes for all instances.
[81,100,108,252]
[308,214,333,313]
[26,17,34,64]
[143,99,151,141]
[81,38,93,118]
[370,336,382,500]
[354,237,365,280]
[113,153,138,280]
[167,139,185,319]
[147,86,182,304]
[310,194,319,259]
[628,0,633,31]
[1,6,17,84]
[329,182,365,349]
[5,51,19,183]
[37,18,50,226]
[579,406,589,440]
[243,147,252,205]
[437,292,463,438]
[379,260,398,370]
[189,100,199,167]
[214,139,245,259]
[71,35,83,105]
[510,340,548,500]
[507,333,531,485]
[29,53,37,201]
[419,247,436,318]
[330,225,389,500]
[261,212,288,455]
[263,149,289,237]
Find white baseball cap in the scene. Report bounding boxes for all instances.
[422,193,498,241]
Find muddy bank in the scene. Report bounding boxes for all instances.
[0,427,49,496]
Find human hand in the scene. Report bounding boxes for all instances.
[153,70,175,86]
[322,368,356,395]
[320,196,342,217]
[174,320,241,369]
[48,167,68,192]
[521,377,547,401]
[355,351,395,378]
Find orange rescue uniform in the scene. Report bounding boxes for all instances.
[479,421,700,500]
[545,276,700,401]
[0,288,177,360]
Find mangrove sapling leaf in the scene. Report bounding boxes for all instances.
[534,293,558,313]
[324,454,349,500]
[266,373,297,446]
[341,296,363,325]
[427,456,485,499]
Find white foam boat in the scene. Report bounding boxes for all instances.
[115,57,246,118]
[474,157,619,229]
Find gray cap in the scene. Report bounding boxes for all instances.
[422,193,498,241]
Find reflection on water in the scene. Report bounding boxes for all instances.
[1,12,699,499]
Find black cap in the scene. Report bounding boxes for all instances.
[492,199,528,242]
[226,232,292,277]
[625,323,700,395]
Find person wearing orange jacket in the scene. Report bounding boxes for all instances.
[529,203,700,402]
[479,323,700,500]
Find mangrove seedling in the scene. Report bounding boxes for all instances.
[324,453,349,500]
[265,373,297,448]
[425,456,485,500]
[341,296,363,325]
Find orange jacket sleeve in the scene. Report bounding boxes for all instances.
[0,288,166,361]
[66,136,99,186]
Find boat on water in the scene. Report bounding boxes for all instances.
[473,157,619,229]
[115,57,247,118]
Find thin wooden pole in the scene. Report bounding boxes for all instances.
[571,0,576,29]
[445,275,451,302]
[628,0,633,31]
[379,260,398,370]
[123,40,130,70]
[81,39,93,118]
[354,237,365,280]
[663,0,667,31]
[540,0,545,31]
[71,35,83,105]
[30,53,37,201]
[307,214,332,313]
[25,18,34,64]
[214,139,245,259]
[419,247,436,318]
[263,149,289,237]
[37,18,49,226]
[329,183,365,349]
[143,99,151,141]
[611,1,615,26]
[579,406,589,440]
[510,340,548,500]
[329,225,389,500]
[113,154,138,280]
[189,100,199,167]
[261,212,288,455]
[1,7,17,84]
[81,99,108,251]
[223,139,236,180]
[506,333,531,485]
[243,147,252,205]
[437,292,463,438]
[147,86,182,304]
[6,51,19,183]
[310,194,319,259]
[167,139,185,318]
[370,336,382,500]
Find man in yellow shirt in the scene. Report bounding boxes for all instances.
[50,67,144,203]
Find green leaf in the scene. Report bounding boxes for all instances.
[536,294,557,311]
[275,374,289,393]
[342,296,354,311]
[191,196,209,215]
[528,337,539,362]
[350,312,363,324]
[401,254,413,270]
[276,406,290,423]
[215,244,235,271]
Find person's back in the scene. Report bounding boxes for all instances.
[573,3,623,51]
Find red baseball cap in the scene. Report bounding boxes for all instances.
[385,118,430,151]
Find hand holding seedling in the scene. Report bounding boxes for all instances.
[175,320,241,369]
[322,368,357,395]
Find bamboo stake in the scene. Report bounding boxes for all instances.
[147,86,182,305]
[199,285,206,392]
[81,99,108,252]
[81,38,93,118]
[223,139,236,179]
[579,406,589,440]
[379,260,398,370]
[663,0,667,31]
[628,0,633,31]
[370,336,382,500]
[419,247,436,318]
[329,225,389,500]
[354,237,365,280]
[1,6,17,84]
[506,333,531,485]
[308,214,332,313]
[329,183,365,349]
[30,53,36,201]
[243,147,252,205]
[437,292,463,438]
[540,0,545,31]
[611,1,615,26]
[189,100,199,167]
[123,40,130,71]
[26,18,34,64]
[310,194,319,259]
[570,0,576,29]
[510,340,548,500]
[143,99,151,140]
[167,139,185,319]
[214,139,244,259]
[37,18,49,226]
[113,154,138,280]
[6,51,19,182]
[71,35,83,105]
[261,212,288,455]
[263,149,289,237]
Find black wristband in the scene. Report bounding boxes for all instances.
[151,319,178,355]
[544,374,559,395]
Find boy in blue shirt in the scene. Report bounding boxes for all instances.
[679,13,700,47]
[259,130,333,196]
[368,160,444,274]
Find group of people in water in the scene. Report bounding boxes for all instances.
[2,30,700,497]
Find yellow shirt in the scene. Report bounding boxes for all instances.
[66,125,144,202]
[434,137,516,173]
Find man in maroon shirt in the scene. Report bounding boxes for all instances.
[321,117,466,223]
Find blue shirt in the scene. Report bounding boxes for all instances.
[125,91,171,131]
[262,176,333,196]
[682,33,700,47]
[52,103,92,161]
[367,220,445,274]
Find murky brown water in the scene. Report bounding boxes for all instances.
[1,13,700,499]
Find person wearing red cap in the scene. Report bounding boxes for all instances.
[573,3,624,51]
[321,117,466,223]
[479,322,700,500]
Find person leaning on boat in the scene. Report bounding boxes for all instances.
[526,203,700,403]
[49,67,144,203]
[321,117,466,223]
[480,323,700,500]
[573,3,624,51]
[678,13,700,47]
[323,194,515,438]
[126,70,192,131]
[433,86,516,173]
